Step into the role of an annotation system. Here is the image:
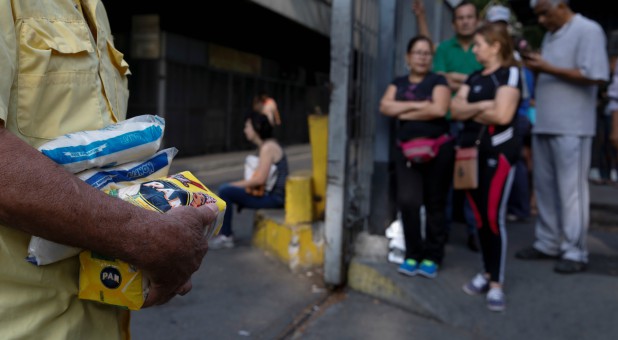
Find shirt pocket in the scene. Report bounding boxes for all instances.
[17,18,103,140]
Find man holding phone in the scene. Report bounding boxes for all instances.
[515,0,609,274]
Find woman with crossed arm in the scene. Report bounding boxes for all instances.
[450,23,522,312]
[380,35,453,279]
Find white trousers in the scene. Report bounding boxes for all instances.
[532,134,591,262]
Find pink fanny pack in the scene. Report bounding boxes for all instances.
[398,134,453,163]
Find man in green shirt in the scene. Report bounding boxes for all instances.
[431,1,482,91]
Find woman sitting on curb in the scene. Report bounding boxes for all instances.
[211,111,289,249]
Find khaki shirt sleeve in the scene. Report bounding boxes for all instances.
[0,1,16,125]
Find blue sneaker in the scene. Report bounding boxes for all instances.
[418,260,438,278]
[397,259,418,276]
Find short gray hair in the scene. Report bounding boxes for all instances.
[529,0,569,8]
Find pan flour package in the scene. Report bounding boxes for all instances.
[78,171,226,310]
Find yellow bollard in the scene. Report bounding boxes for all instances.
[308,114,328,219]
[252,210,324,271]
[285,171,314,225]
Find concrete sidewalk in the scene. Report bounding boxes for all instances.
[590,183,618,228]
[167,144,617,339]
[351,219,618,339]
[350,183,618,339]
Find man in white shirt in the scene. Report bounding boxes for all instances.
[515,0,609,274]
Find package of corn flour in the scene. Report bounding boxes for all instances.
[105,171,227,239]
[26,148,178,266]
[78,252,147,311]
[78,171,226,310]
[39,115,165,173]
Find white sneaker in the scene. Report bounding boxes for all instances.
[210,234,234,250]
[462,273,489,295]
[486,287,506,312]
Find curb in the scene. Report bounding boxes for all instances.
[347,259,438,320]
[252,209,325,272]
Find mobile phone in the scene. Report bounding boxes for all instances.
[517,39,533,60]
[521,53,534,60]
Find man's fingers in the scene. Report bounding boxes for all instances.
[142,286,173,308]
[175,280,193,296]
[198,203,219,230]
[142,280,192,308]
[204,202,219,215]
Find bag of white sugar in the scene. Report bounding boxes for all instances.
[39,115,165,173]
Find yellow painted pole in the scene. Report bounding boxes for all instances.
[308,114,328,219]
[285,171,314,225]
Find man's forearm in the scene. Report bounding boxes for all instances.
[0,127,154,264]
[417,16,430,38]
[412,0,431,39]
[542,64,604,86]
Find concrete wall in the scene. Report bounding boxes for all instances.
[249,0,332,37]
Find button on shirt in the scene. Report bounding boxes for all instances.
[0,0,130,339]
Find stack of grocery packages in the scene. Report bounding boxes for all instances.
[26,115,226,310]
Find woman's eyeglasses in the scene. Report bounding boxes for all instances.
[410,50,432,57]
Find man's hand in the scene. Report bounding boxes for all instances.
[140,203,218,307]
[412,0,431,38]
[522,52,548,73]
[412,0,425,17]
[523,52,603,86]
[444,72,467,92]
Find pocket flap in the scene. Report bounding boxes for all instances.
[22,18,94,54]
[107,40,131,76]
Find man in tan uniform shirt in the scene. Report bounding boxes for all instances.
[0,1,217,338]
